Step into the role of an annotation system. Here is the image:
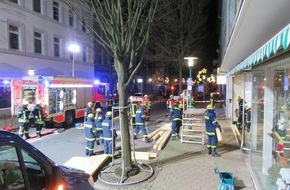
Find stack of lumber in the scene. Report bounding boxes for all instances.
[145,123,171,150]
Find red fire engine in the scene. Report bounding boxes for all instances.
[11,76,108,127]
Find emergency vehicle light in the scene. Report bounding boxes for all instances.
[49,84,93,88]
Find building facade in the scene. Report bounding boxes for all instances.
[220,0,290,189]
[0,0,95,110]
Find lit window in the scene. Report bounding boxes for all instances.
[69,10,74,27]
[9,24,20,50]
[54,37,60,57]
[34,31,43,54]
[33,0,41,13]
[53,1,59,21]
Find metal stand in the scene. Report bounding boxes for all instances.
[98,105,154,186]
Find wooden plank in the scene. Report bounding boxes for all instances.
[147,126,165,139]
[152,130,165,140]
[153,131,168,149]
[232,125,242,142]
[216,128,222,141]
[157,131,171,150]
[64,154,109,176]
[273,131,284,144]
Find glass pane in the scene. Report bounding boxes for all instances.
[33,0,41,13]
[53,2,59,21]
[0,86,11,108]
[34,39,42,54]
[0,145,25,189]
[10,33,19,50]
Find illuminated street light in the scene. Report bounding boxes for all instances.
[68,43,80,77]
[28,68,35,76]
[184,57,198,79]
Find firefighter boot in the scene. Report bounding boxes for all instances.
[36,132,42,138]
[134,135,138,139]
[211,149,221,157]
[207,147,212,155]
[145,137,150,143]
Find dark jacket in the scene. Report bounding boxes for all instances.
[169,104,182,121]
[102,117,117,140]
[135,106,145,125]
[205,109,220,134]
[84,119,96,139]
[17,106,30,124]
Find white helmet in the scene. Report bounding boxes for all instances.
[22,99,29,105]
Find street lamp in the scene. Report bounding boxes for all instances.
[184,57,198,79]
[28,68,35,76]
[68,43,80,77]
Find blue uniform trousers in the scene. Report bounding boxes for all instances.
[104,140,113,156]
[134,125,148,137]
[86,139,95,156]
[207,134,218,149]
[171,120,181,137]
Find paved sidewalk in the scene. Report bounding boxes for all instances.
[94,107,256,190]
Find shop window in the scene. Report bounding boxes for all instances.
[0,86,11,109]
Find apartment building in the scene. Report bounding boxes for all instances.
[0,0,95,110]
[219,0,290,189]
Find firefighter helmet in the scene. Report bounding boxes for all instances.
[206,104,215,110]
[87,102,93,106]
[87,113,94,119]
[22,99,29,105]
[96,108,102,113]
[170,95,173,98]
[236,96,241,102]
[106,111,112,117]
[144,94,148,98]
[36,100,42,105]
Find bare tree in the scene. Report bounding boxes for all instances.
[61,0,158,176]
[149,0,210,94]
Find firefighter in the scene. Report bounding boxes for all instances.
[169,100,182,140]
[205,104,221,157]
[142,94,151,121]
[134,103,150,143]
[188,94,195,109]
[84,113,96,156]
[130,96,138,127]
[84,102,93,122]
[34,100,44,138]
[178,94,184,110]
[94,108,105,145]
[209,93,216,108]
[102,111,117,157]
[166,95,174,116]
[17,99,31,140]
[235,96,247,129]
[245,105,251,132]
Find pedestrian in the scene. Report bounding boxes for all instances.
[169,101,182,140]
[134,103,150,143]
[166,95,174,116]
[17,99,30,140]
[84,102,94,122]
[205,104,221,157]
[102,111,117,157]
[94,108,105,145]
[33,100,44,138]
[84,113,96,156]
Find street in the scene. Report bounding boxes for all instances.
[30,101,168,165]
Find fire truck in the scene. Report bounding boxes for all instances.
[11,76,108,127]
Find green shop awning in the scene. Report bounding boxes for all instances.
[228,23,290,75]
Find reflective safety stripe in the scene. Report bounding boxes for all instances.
[173,118,182,121]
[103,137,112,140]
[143,135,148,137]
[204,116,209,120]
[206,132,215,135]
[136,122,145,125]
[86,147,94,151]
[102,123,109,127]
[84,124,93,128]
[96,128,102,130]
[86,138,95,141]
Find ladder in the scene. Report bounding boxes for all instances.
[180,108,206,144]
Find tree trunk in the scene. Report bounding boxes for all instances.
[116,59,133,174]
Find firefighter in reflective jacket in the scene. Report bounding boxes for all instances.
[18,99,30,140]
[134,104,150,143]
[84,102,93,122]
[205,104,221,157]
[102,111,117,157]
[169,101,182,140]
[34,100,44,138]
[178,94,184,110]
[130,97,138,127]
[245,105,251,132]
[166,95,174,116]
[84,113,96,156]
[94,108,105,145]
[142,94,151,121]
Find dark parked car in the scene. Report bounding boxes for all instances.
[0,130,94,190]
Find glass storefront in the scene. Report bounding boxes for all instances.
[251,56,290,189]
[0,80,11,109]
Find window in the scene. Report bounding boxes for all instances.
[82,46,87,62]
[53,1,59,21]
[34,31,43,54]
[0,84,11,109]
[33,0,41,13]
[69,10,74,27]
[9,24,20,50]
[54,37,60,57]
